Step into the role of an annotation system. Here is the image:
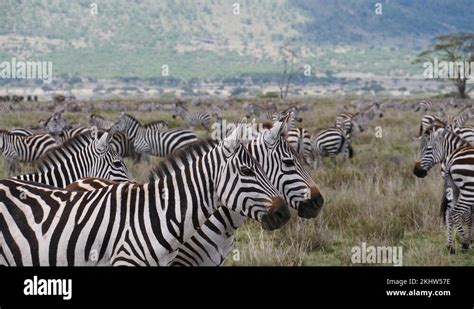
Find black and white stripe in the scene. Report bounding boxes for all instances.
[115,113,198,162]
[0,130,56,175]
[0,125,289,266]
[171,116,324,266]
[172,101,211,131]
[14,129,133,188]
[311,127,353,169]
[414,127,474,254]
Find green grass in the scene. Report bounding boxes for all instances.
[1,97,473,266]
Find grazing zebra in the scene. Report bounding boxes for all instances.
[0,130,57,175]
[172,101,211,131]
[67,117,324,266]
[115,113,198,162]
[415,98,456,113]
[0,125,290,266]
[243,102,277,120]
[13,129,132,188]
[89,114,115,130]
[414,128,474,254]
[311,127,353,169]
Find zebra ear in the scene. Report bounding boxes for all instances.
[97,131,109,151]
[91,126,98,139]
[265,117,286,145]
[223,121,249,152]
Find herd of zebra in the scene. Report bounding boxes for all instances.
[0,98,387,266]
[4,96,470,266]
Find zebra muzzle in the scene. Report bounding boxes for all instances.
[261,197,291,231]
[413,161,427,178]
[298,187,324,219]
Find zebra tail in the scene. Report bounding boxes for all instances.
[440,193,448,225]
[347,142,354,158]
[414,105,420,112]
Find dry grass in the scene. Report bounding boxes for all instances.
[1,98,474,266]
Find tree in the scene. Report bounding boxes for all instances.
[278,44,298,100]
[414,33,474,99]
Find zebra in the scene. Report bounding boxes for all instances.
[415,98,457,113]
[310,127,353,169]
[89,114,115,130]
[62,116,324,266]
[243,102,277,120]
[44,112,72,136]
[414,127,474,254]
[115,113,198,162]
[0,124,290,266]
[171,115,324,266]
[0,130,57,176]
[13,129,133,188]
[172,101,211,131]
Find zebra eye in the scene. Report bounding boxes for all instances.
[283,158,295,166]
[112,161,123,168]
[240,166,255,176]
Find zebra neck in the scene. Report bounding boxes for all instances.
[140,152,220,262]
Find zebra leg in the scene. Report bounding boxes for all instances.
[6,158,18,176]
[452,192,472,252]
[461,209,472,252]
[446,208,456,254]
[143,153,151,164]
[330,154,337,166]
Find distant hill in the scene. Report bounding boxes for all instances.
[1,0,473,82]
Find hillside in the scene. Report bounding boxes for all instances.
[1,0,473,81]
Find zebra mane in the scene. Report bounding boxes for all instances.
[36,131,96,167]
[148,139,216,182]
[143,120,168,128]
[123,113,142,126]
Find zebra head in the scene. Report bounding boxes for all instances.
[253,115,324,219]
[45,112,71,136]
[89,127,134,182]
[172,101,187,119]
[414,127,448,178]
[218,123,291,230]
[115,113,140,138]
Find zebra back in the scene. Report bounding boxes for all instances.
[13,129,133,188]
